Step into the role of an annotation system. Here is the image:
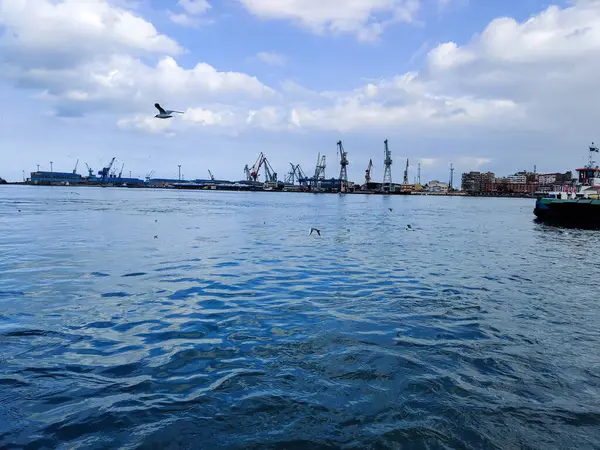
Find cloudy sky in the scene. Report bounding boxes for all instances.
[1,0,598,183]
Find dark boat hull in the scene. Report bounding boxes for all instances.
[534,198,600,228]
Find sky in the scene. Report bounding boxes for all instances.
[0,0,599,183]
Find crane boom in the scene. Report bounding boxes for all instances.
[98,157,115,180]
[365,159,373,184]
[245,152,265,182]
[262,155,277,182]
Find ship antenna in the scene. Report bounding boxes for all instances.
[590,142,598,168]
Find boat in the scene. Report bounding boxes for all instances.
[534,142,600,227]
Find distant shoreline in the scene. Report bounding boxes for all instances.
[1,182,540,198]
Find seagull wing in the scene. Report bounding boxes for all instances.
[166,110,185,114]
[316,229,321,236]
[154,103,167,114]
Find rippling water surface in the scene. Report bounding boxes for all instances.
[1,186,600,449]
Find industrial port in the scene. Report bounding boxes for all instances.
[9,139,458,195]
[2,138,583,198]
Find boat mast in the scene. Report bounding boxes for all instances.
[589,142,599,168]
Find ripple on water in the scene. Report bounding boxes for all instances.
[1,189,600,449]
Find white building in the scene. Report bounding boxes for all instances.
[506,173,527,183]
[538,173,558,185]
[427,180,449,192]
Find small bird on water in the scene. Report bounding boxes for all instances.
[154,103,184,119]
[309,227,321,236]
[406,224,413,231]
[388,208,393,212]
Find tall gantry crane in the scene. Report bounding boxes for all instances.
[285,163,299,184]
[365,159,373,184]
[403,159,409,185]
[288,164,309,185]
[262,155,278,182]
[313,153,326,187]
[98,157,115,181]
[73,159,79,174]
[383,139,393,191]
[85,163,94,178]
[244,153,265,182]
[244,153,277,183]
[338,140,348,184]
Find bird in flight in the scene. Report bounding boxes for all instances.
[309,227,321,236]
[154,103,184,119]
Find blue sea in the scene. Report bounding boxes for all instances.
[1,186,599,449]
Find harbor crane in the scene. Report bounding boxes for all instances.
[285,163,297,184]
[286,163,308,185]
[85,163,94,178]
[118,163,124,179]
[338,141,348,183]
[365,159,373,184]
[98,157,115,181]
[244,153,264,182]
[383,139,393,192]
[262,155,278,182]
[403,159,409,185]
[312,153,326,188]
[73,159,79,174]
[244,153,277,183]
[208,170,215,181]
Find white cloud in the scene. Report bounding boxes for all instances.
[238,0,421,41]
[3,0,599,140]
[458,157,492,170]
[0,0,276,118]
[247,107,288,130]
[119,105,235,134]
[170,0,211,27]
[117,114,173,134]
[427,42,475,70]
[0,0,183,65]
[184,107,234,127]
[169,13,199,27]
[255,51,287,66]
[178,0,211,15]
[419,158,438,167]
[423,0,600,134]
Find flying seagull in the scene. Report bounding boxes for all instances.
[309,227,321,236]
[154,103,184,119]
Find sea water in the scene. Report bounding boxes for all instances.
[1,186,599,449]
